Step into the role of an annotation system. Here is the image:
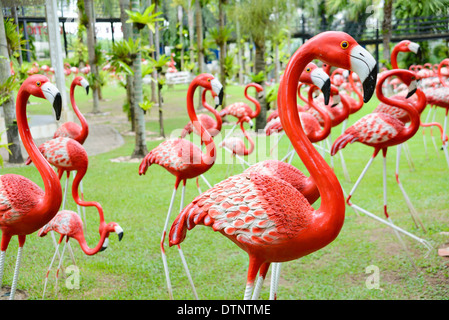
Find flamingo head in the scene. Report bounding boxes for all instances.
[396,40,421,58]
[377,69,420,100]
[239,115,254,129]
[23,75,62,120]
[74,76,90,95]
[309,31,377,103]
[300,62,331,105]
[100,222,124,252]
[196,73,224,109]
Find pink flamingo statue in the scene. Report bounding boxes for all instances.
[138,73,224,299]
[331,69,432,253]
[168,31,377,300]
[39,210,123,298]
[219,83,264,140]
[0,75,62,300]
[219,116,254,174]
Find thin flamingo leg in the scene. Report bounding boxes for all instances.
[55,239,69,296]
[269,262,282,300]
[251,262,270,300]
[43,235,63,299]
[9,235,26,300]
[243,256,263,300]
[176,181,198,299]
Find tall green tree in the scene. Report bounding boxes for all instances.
[237,0,287,131]
[0,3,22,163]
[84,0,101,114]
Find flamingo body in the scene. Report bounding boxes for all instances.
[170,171,317,263]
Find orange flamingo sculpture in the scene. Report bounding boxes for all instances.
[0,75,62,300]
[138,73,223,299]
[331,69,432,253]
[168,31,377,300]
[39,210,123,298]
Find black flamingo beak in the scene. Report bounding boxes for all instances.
[321,78,331,106]
[362,66,377,103]
[42,82,62,121]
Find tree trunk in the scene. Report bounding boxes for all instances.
[382,0,393,65]
[0,2,22,163]
[146,0,157,107]
[254,41,267,132]
[178,5,184,71]
[195,0,204,110]
[188,3,195,68]
[119,0,135,132]
[130,0,148,158]
[218,0,227,107]
[84,0,101,114]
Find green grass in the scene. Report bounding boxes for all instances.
[1,79,449,300]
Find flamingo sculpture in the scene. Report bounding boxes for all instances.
[181,88,222,139]
[0,75,62,300]
[219,116,254,173]
[219,83,264,141]
[25,136,108,230]
[52,76,90,221]
[39,210,123,298]
[53,76,90,145]
[331,69,432,253]
[266,62,332,160]
[422,58,449,166]
[138,73,224,299]
[168,31,377,300]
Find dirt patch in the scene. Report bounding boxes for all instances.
[0,286,28,300]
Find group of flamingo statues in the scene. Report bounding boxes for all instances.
[2,29,449,301]
[0,75,123,300]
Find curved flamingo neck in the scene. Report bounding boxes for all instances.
[187,80,216,167]
[71,169,106,228]
[298,83,308,105]
[348,72,363,111]
[240,122,254,155]
[244,84,261,118]
[70,82,89,144]
[376,76,423,139]
[307,86,331,142]
[16,87,62,219]
[278,45,345,241]
[202,89,222,132]
[74,229,109,256]
[390,46,402,69]
[438,60,449,87]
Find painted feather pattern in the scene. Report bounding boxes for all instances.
[169,172,313,247]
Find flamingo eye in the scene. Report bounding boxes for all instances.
[207,78,211,82]
[340,41,349,49]
[306,68,311,72]
[36,81,41,87]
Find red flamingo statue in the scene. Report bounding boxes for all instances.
[39,210,123,298]
[138,73,224,299]
[266,62,332,161]
[219,83,264,140]
[53,76,90,144]
[422,58,449,166]
[168,31,377,300]
[0,75,62,300]
[181,88,223,139]
[331,69,432,253]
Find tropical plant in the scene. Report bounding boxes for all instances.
[125,4,164,31]
[3,18,28,61]
[0,130,12,168]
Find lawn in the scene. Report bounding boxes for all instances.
[1,77,449,300]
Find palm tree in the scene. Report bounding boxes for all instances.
[84,0,101,114]
[236,0,287,131]
[0,3,22,163]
